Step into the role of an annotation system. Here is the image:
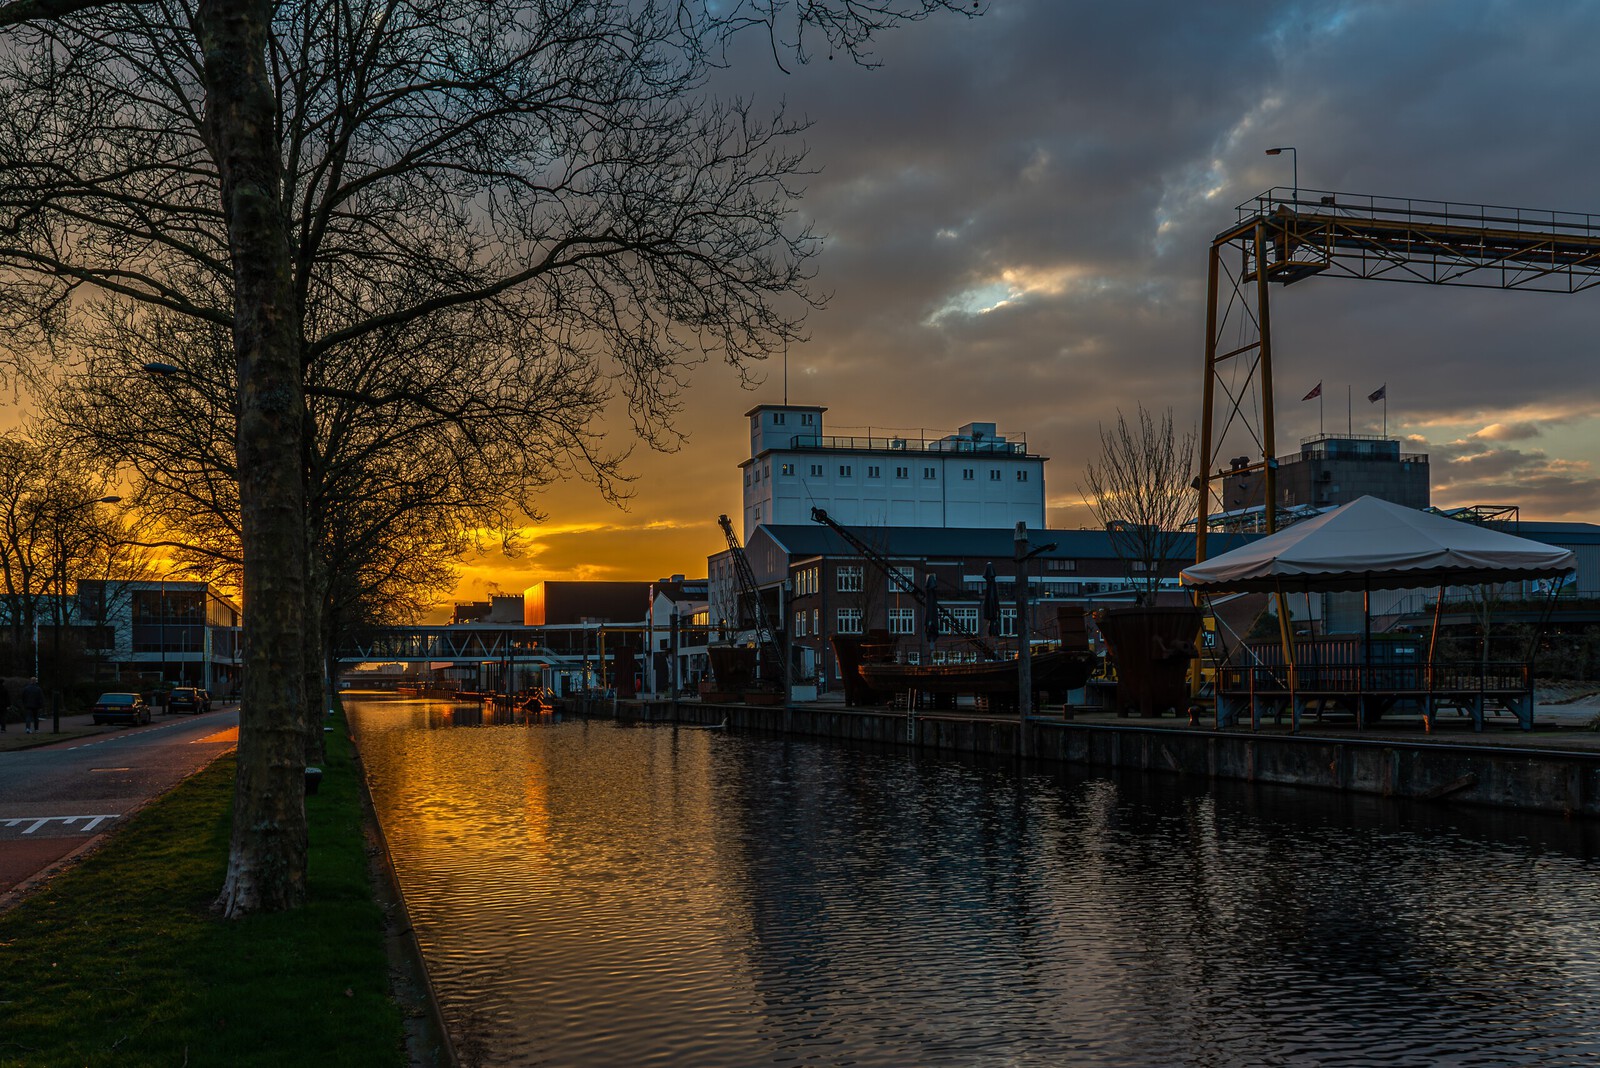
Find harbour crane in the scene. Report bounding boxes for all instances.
[716,514,785,684]
[808,506,999,660]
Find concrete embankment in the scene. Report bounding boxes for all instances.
[579,697,1600,819]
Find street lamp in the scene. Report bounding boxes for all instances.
[1264,146,1297,208]
[46,494,121,733]
[1013,522,1057,759]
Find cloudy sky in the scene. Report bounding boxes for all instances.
[453,0,1600,607]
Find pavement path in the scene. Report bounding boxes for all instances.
[0,704,238,908]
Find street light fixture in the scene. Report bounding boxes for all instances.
[1013,522,1058,758]
[1264,146,1298,208]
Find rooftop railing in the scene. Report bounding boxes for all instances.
[787,434,1029,455]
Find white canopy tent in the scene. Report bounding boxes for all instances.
[1181,496,1576,731]
[1181,496,1575,594]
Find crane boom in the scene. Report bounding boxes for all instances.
[808,507,998,659]
[717,514,784,682]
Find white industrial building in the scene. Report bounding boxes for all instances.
[739,404,1046,539]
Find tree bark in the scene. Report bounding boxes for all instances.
[303,551,327,765]
[200,0,309,916]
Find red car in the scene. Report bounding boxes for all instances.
[91,692,151,726]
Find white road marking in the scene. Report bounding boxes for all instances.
[1,814,120,834]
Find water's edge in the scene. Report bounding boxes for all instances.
[583,697,1600,818]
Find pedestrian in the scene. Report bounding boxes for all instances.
[20,678,43,734]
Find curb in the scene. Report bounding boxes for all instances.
[351,733,459,1068]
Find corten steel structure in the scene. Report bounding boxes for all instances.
[1197,186,1600,562]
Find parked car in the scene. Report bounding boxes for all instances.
[92,692,151,726]
[167,687,210,715]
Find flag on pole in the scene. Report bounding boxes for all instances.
[1302,382,1322,401]
[1368,384,1386,403]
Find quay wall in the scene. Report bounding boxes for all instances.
[589,698,1600,819]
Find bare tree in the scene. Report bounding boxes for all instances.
[0,0,976,916]
[0,429,123,673]
[1080,406,1198,606]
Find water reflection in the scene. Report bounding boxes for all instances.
[348,696,1600,1067]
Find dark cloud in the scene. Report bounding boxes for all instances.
[455,0,1600,606]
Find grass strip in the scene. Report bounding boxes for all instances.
[0,712,405,1068]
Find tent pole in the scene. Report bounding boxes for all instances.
[1425,585,1444,732]
[1275,578,1297,732]
[1305,588,1317,723]
[1360,579,1371,731]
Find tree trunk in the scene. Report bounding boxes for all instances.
[200,0,309,916]
[302,556,327,765]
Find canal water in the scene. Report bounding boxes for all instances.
[347,695,1600,1067]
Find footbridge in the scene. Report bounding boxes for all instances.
[335,623,550,665]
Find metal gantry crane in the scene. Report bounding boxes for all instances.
[716,514,785,683]
[1198,186,1600,561]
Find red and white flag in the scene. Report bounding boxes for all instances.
[1302,382,1322,401]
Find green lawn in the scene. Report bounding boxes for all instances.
[0,713,405,1068]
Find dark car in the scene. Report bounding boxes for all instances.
[167,687,210,714]
[92,692,151,726]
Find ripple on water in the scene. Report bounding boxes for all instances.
[347,701,1600,1067]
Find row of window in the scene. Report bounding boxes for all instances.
[794,566,821,596]
[824,606,1017,637]
[752,463,1033,485]
[805,565,1104,597]
[769,412,816,426]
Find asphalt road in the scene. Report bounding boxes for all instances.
[0,705,238,903]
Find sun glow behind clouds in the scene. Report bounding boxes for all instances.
[928,264,1105,322]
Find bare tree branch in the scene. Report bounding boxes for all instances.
[1079,406,1199,606]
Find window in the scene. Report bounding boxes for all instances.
[801,413,815,426]
[895,466,909,479]
[1046,559,1077,572]
[962,468,974,481]
[773,412,786,424]
[839,465,852,477]
[924,467,937,480]
[837,565,864,592]
[999,607,1017,637]
[952,607,979,632]
[1131,561,1153,572]
[794,610,806,637]
[812,608,820,634]
[837,607,863,634]
[867,465,880,478]
[891,565,916,592]
[990,469,1001,481]
[781,463,794,476]
[809,464,823,477]
[889,608,915,635]
[1016,470,1029,482]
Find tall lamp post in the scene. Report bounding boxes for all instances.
[49,494,121,734]
[1013,522,1057,759]
[1264,145,1298,208]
